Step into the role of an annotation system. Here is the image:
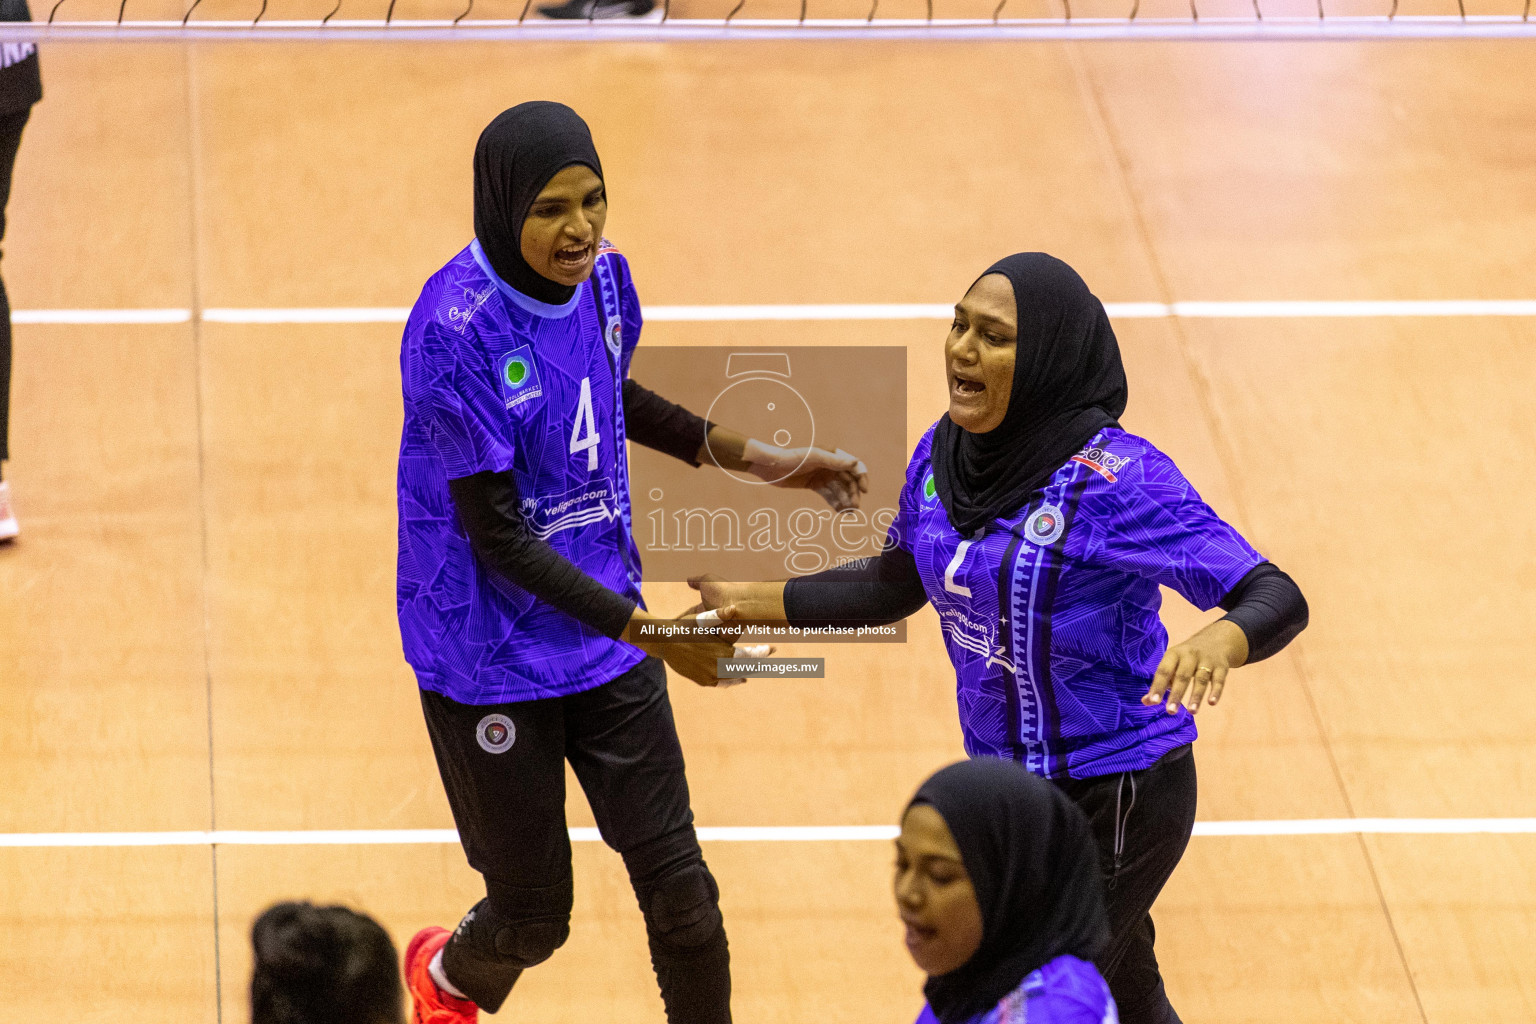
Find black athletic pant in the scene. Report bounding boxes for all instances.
[421,656,730,1022]
[0,107,29,466]
[1054,745,1197,1024]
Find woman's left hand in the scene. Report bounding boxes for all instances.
[1143,619,1249,715]
[742,439,869,512]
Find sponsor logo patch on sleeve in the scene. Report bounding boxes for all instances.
[1070,445,1133,483]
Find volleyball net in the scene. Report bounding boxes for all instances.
[5,0,1533,40]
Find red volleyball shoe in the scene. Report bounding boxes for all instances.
[405,927,479,1024]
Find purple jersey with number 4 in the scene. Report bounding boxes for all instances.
[914,954,1118,1024]
[396,238,646,705]
[890,423,1263,778]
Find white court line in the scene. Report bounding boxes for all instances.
[202,306,414,323]
[12,308,192,325]
[17,300,1536,325]
[1172,299,1536,318]
[2,820,1535,848]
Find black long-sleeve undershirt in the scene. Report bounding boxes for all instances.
[784,550,1307,665]
[449,471,638,639]
[1216,562,1308,662]
[445,380,713,639]
[623,378,714,467]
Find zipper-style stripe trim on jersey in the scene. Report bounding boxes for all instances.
[590,253,640,587]
[1006,473,1091,778]
[993,529,1027,764]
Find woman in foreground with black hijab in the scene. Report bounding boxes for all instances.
[395,101,865,1024]
[690,253,1308,1024]
[898,758,1114,1024]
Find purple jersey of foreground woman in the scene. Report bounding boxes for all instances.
[890,424,1263,779]
[396,239,646,705]
[914,954,1118,1024]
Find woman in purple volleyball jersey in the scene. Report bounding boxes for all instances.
[396,102,866,1024]
[690,253,1308,1024]
[898,758,1117,1024]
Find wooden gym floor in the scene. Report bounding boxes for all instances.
[1,37,1534,1023]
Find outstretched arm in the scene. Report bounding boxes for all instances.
[623,379,713,467]
[689,545,929,629]
[624,376,870,511]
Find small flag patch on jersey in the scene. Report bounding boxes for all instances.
[1026,504,1065,546]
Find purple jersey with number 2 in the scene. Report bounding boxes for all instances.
[914,954,1119,1024]
[396,239,646,705]
[890,422,1263,778]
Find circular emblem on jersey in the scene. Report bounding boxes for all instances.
[604,319,622,353]
[504,357,530,387]
[1025,503,1065,546]
[476,714,516,754]
[922,471,937,502]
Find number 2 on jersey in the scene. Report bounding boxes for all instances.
[944,539,975,598]
[570,376,600,472]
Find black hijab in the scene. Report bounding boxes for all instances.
[473,101,604,307]
[910,758,1110,1024]
[931,253,1128,538]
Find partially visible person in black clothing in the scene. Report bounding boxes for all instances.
[0,0,39,543]
[251,901,404,1024]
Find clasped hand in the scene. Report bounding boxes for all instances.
[741,439,869,513]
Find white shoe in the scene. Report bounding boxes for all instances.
[0,481,17,542]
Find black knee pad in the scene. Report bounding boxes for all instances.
[442,891,572,1013]
[641,862,724,951]
[463,894,571,969]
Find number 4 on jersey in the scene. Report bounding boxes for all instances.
[570,376,600,472]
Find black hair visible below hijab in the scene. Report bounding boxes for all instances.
[473,101,604,307]
[931,253,1129,538]
[909,758,1110,1024]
